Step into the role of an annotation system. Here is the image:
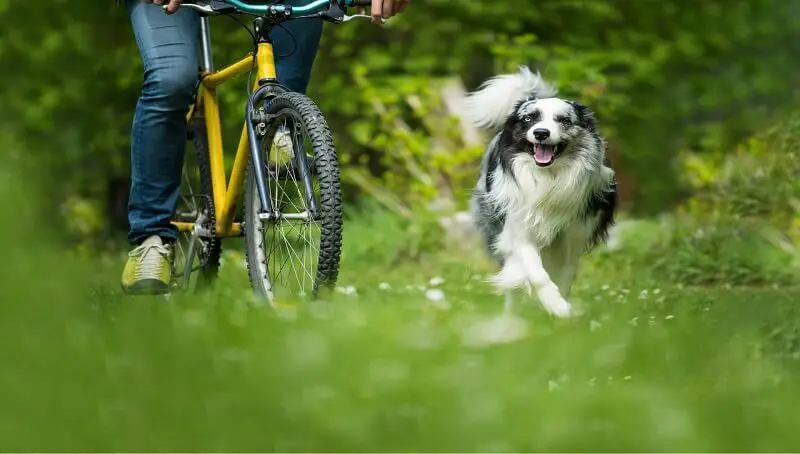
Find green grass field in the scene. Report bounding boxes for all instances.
[3,191,800,451]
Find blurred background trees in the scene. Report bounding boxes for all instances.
[1,0,798,246]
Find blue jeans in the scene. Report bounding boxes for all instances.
[126,0,323,244]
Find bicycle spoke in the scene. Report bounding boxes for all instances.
[258,112,323,298]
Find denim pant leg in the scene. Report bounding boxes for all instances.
[271,2,323,94]
[126,1,199,245]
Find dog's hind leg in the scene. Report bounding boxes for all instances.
[544,224,594,300]
[542,244,581,298]
[492,254,527,312]
[504,290,514,312]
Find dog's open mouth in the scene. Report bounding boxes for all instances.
[532,143,567,167]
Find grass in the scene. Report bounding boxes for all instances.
[3,225,800,451]
[3,173,800,451]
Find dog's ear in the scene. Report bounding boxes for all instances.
[570,101,597,132]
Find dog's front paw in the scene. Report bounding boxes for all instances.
[544,297,573,318]
[538,285,573,318]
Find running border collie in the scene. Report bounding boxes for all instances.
[465,66,617,317]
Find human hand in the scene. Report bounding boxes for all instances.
[368,0,411,24]
[146,0,182,14]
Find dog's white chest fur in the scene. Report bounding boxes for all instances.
[489,155,598,248]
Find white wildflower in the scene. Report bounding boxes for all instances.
[461,314,530,348]
[425,288,446,302]
[335,285,357,296]
[428,276,445,287]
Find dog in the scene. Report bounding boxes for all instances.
[465,66,617,317]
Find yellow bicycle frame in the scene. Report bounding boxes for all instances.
[171,17,278,238]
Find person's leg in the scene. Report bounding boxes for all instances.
[123,1,199,294]
[271,2,324,94]
[126,0,199,245]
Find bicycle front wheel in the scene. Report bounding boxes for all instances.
[244,92,343,303]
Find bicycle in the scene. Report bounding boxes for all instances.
[169,0,373,303]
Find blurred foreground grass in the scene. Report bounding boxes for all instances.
[3,165,800,452]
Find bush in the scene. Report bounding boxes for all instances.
[585,216,797,287]
[649,219,796,287]
[341,201,446,267]
[678,114,800,227]
[678,113,800,267]
[589,118,800,287]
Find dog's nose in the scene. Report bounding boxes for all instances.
[532,128,550,141]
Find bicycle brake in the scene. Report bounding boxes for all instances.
[343,14,385,23]
[319,3,385,24]
[162,0,235,15]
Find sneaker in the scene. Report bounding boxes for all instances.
[273,124,294,159]
[121,235,174,295]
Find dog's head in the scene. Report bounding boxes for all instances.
[505,96,598,168]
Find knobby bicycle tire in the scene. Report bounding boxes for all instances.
[244,92,343,300]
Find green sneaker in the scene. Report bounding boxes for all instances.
[273,125,294,157]
[121,235,174,295]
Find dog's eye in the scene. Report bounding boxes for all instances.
[522,116,532,123]
[555,116,572,125]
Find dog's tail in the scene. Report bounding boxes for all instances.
[463,66,557,131]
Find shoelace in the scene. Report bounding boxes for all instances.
[274,128,293,156]
[129,242,170,280]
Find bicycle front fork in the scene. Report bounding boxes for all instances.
[246,82,318,221]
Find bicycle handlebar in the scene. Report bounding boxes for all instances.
[171,0,372,17]
[226,0,369,15]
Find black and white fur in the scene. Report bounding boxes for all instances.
[466,66,617,317]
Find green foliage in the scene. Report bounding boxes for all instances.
[3,0,800,232]
[678,113,800,267]
[587,217,797,288]
[582,115,800,287]
[650,220,796,287]
[341,201,445,266]
[314,0,800,211]
[679,114,800,225]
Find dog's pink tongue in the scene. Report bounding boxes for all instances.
[533,144,555,164]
